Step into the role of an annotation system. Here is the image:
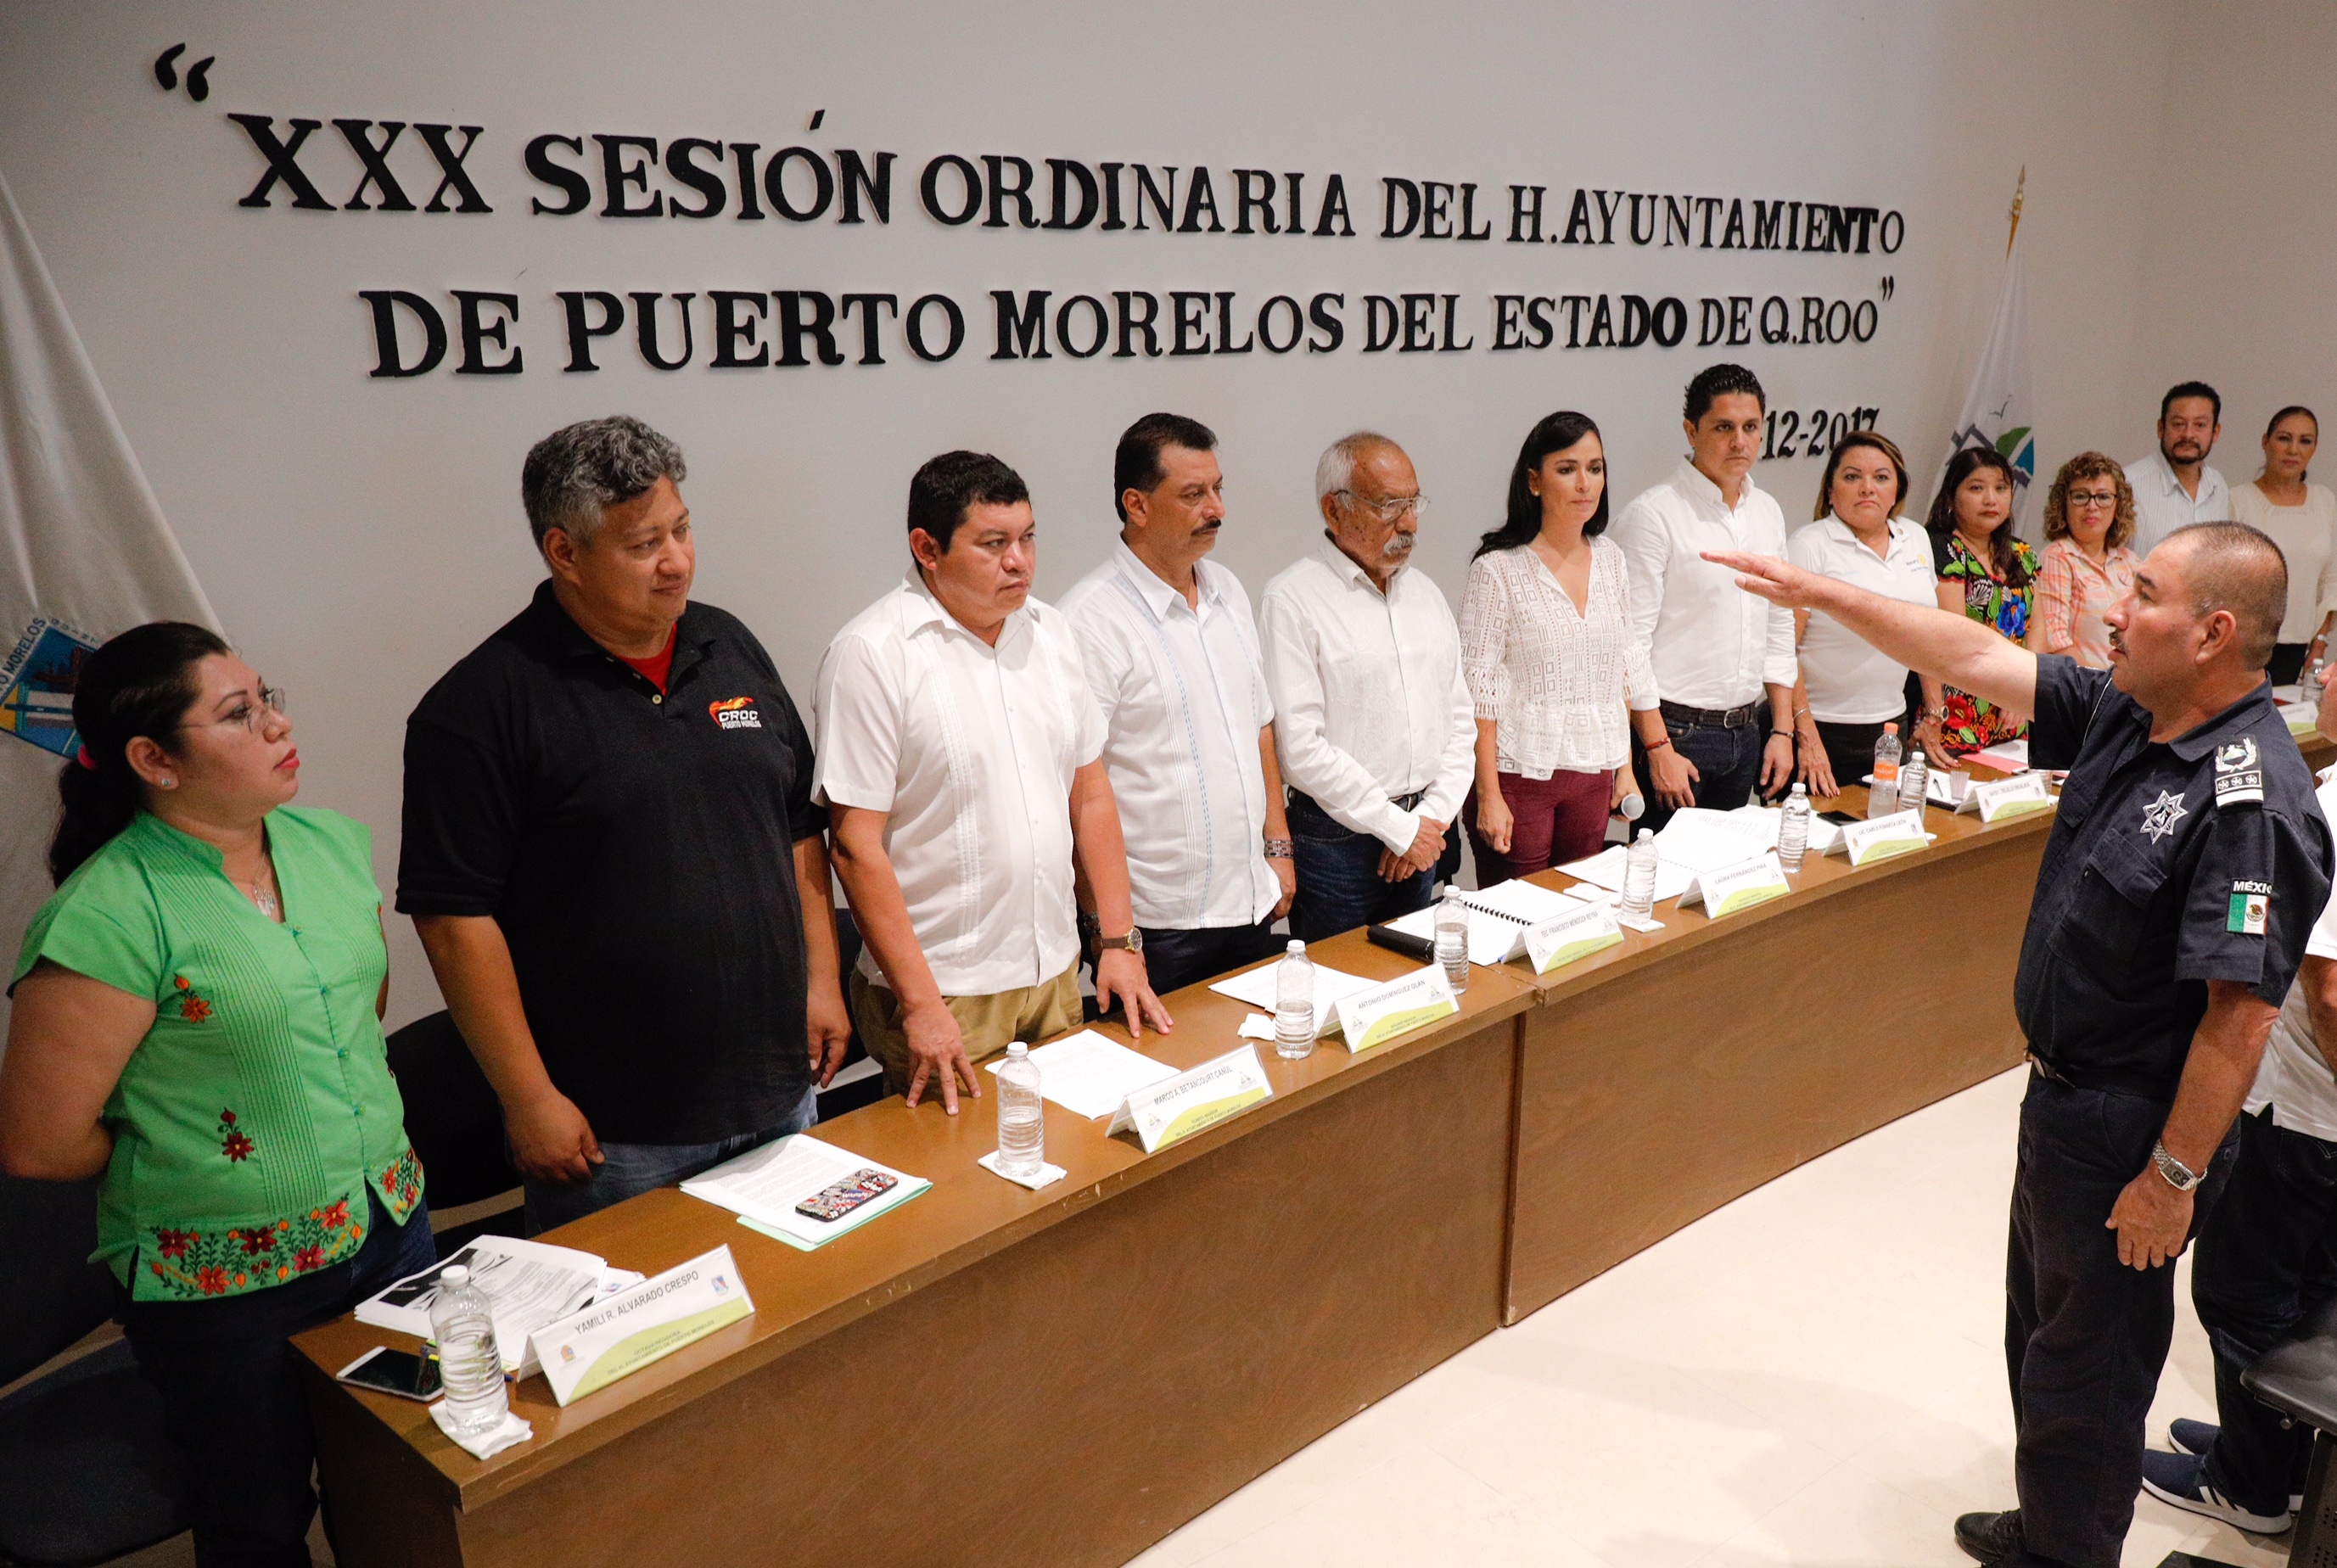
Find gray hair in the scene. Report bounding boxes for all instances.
[520,416,687,548]
[1315,431,1398,503]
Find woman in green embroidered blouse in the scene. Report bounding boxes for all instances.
[0,624,433,1567]
[1923,445,2039,759]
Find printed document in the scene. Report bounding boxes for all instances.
[982,1029,1176,1119]
[356,1235,610,1372]
[1382,878,1582,965]
[681,1133,928,1251]
[1210,960,1376,1037]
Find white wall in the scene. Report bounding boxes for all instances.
[0,0,2247,1027]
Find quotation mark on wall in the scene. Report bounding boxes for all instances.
[153,43,215,102]
[1879,277,1896,300]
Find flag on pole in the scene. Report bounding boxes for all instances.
[0,165,219,1042]
[1936,171,2037,531]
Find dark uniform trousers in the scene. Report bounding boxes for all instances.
[2005,1075,2234,1567]
[2190,1105,2337,1515]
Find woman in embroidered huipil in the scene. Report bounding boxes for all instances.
[0,623,430,1565]
[1924,445,2039,758]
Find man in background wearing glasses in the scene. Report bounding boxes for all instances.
[1259,431,1473,940]
[1611,362,1800,834]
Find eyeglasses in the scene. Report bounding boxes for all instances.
[2067,490,2119,509]
[1333,491,1429,523]
[182,685,288,736]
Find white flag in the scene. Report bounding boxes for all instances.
[0,167,218,1044]
[1936,222,2037,535]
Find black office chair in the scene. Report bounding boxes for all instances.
[384,1010,523,1257]
[0,1173,192,1566]
[815,908,888,1122]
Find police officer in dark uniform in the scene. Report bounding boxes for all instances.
[1705,521,2333,1568]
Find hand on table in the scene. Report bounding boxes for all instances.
[1096,948,1174,1041]
[902,998,979,1114]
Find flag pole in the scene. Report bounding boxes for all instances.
[2006,167,2026,258]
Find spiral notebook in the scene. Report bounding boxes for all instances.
[1381,879,1585,966]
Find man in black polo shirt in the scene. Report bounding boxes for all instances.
[399,416,850,1233]
[1708,522,2332,1568]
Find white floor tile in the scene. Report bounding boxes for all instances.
[1128,1066,2295,1568]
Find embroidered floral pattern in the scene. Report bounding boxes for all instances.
[138,1201,368,1302]
[377,1147,423,1218]
[171,975,212,1023]
[217,1109,254,1162]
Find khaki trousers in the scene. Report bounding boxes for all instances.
[850,964,1083,1098]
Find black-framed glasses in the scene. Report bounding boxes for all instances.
[182,684,287,736]
[2067,490,2119,508]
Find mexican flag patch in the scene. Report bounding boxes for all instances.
[2228,893,2270,935]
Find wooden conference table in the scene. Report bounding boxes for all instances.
[297,734,2333,1568]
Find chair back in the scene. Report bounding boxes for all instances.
[0,1173,114,1388]
[384,1010,516,1210]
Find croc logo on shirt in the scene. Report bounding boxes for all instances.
[708,696,763,731]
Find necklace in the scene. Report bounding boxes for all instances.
[249,875,280,921]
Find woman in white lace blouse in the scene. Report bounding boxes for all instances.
[1460,411,1655,881]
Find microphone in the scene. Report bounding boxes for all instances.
[1619,792,1645,821]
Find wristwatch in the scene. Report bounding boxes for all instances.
[2151,1139,2205,1193]
[1096,928,1144,955]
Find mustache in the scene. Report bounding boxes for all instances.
[1381,531,1418,556]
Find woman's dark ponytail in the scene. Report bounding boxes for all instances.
[49,622,227,885]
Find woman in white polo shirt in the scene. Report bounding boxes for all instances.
[1785,432,1943,794]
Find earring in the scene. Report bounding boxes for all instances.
[160,777,177,789]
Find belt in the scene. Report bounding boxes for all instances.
[2026,1053,2175,1102]
[1657,697,1768,730]
[1288,788,1427,815]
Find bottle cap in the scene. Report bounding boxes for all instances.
[1884,722,1899,733]
[442,1266,469,1288]
[1791,782,1806,795]
[1635,827,1653,842]
[1006,1040,1028,1058]
[1286,938,1305,955]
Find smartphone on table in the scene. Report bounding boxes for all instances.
[335,1346,442,1402]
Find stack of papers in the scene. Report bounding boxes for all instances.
[356,1235,639,1374]
[681,1133,929,1252]
[1725,803,1848,854]
[1380,878,1583,965]
[980,1029,1175,1118]
[1558,844,1696,905]
[1963,739,2030,774]
[1209,960,1376,1038]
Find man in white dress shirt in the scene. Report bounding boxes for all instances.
[1060,413,1297,997]
[816,451,1170,1114]
[2129,381,2233,556]
[1611,363,1799,835]
[1260,432,1474,941]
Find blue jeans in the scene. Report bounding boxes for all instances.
[1138,919,1284,998]
[121,1190,437,1568]
[1632,708,1774,837]
[1287,792,1436,943]
[523,1082,821,1235]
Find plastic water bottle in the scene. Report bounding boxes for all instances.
[429,1265,507,1437]
[1621,828,1659,922]
[1434,887,1471,993]
[995,1041,1045,1179]
[1778,783,1813,871]
[1897,741,1930,820]
[1868,723,1903,819]
[1273,940,1315,1060]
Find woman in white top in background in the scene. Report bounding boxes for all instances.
[1460,411,1654,882]
[1784,431,1943,795]
[2229,405,2337,686]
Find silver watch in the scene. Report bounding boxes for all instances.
[2152,1140,2205,1193]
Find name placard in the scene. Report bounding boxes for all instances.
[1106,1045,1275,1153]
[1332,966,1461,1054]
[1523,904,1626,973]
[1685,852,1792,918]
[1841,809,1931,866]
[529,1245,753,1408]
[1961,771,2055,823]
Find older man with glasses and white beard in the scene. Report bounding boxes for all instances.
[1258,432,1474,941]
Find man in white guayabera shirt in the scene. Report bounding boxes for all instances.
[1059,412,1296,998]
[1259,431,1473,942]
[815,451,1171,1114]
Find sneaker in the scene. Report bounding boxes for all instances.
[2166,1418,2305,1509]
[2138,1448,2294,1534]
[1953,1509,2026,1565]
[2169,1417,2217,1456]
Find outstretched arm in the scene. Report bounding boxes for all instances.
[1702,549,2039,719]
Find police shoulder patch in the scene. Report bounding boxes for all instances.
[2214,736,2265,807]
